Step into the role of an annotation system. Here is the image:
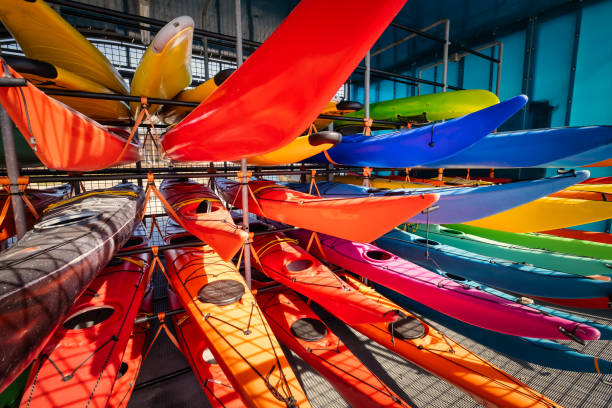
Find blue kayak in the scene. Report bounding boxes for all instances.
[544,142,612,167]
[375,228,612,299]
[286,170,589,224]
[374,283,612,374]
[307,95,527,168]
[421,126,612,168]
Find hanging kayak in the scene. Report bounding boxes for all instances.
[0,63,140,171]
[158,68,235,124]
[446,224,612,260]
[4,54,131,125]
[421,126,612,168]
[246,131,342,166]
[162,223,310,408]
[255,285,410,407]
[0,184,71,243]
[19,231,152,408]
[289,170,588,225]
[375,228,612,301]
[333,89,500,131]
[168,286,245,408]
[376,283,612,376]
[341,274,561,408]
[130,16,194,116]
[287,229,599,341]
[215,178,438,243]
[249,221,400,325]
[0,183,144,393]
[409,224,612,277]
[161,0,407,162]
[308,96,527,168]
[159,178,248,261]
[0,0,128,95]
[313,100,363,131]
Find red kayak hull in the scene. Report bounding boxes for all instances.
[541,228,612,245]
[161,0,406,161]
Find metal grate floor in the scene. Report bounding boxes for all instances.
[127,267,612,408]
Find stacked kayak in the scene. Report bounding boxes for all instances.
[375,228,612,301]
[375,283,612,376]
[0,184,70,242]
[288,229,600,340]
[289,170,588,225]
[308,95,527,168]
[341,274,562,407]
[409,224,612,277]
[159,178,248,261]
[313,100,363,130]
[162,222,310,407]
[247,131,342,166]
[215,178,438,243]
[0,63,140,171]
[0,184,144,392]
[333,89,500,132]
[256,285,410,407]
[161,0,407,161]
[248,221,399,325]
[542,228,612,245]
[20,230,152,407]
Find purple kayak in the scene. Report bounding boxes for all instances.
[288,229,600,342]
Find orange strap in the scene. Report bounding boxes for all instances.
[466,168,471,181]
[230,171,267,217]
[235,232,263,272]
[307,123,317,135]
[363,117,373,136]
[362,167,372,187]
[308,170,321,197]
[489,168,495,179]
[141,173,187,231]
[404,168,411,183]
[305,231,328,261]
[148,215,164,240]
[0,176,39,224]
[437,168,444,182]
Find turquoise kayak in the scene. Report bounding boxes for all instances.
[375,283,612,374]
[408,224,612,277]
[375,228,612,300]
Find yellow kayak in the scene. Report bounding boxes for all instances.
[158,68,235,124]
[465,196,612,232]
[329,174,435,188]
[130,16,194,115]
[247,131,341,165]
[0,0,127,95]
[5,55,130,124]
[567,183,612,193]
[313,100,362,130]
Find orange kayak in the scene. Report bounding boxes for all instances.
[550,190,612,201]
[249,220,399,325]
[0,62,140,171]
[107,284,154,408]
[340,274,561,408]
[216,178,438,243]
[20,232,152,408]
[542,229,612,245]
[256,285,410,407]
[0,184,70,242]
[168,286,245,408]
[159,178,247,261]
[162,223,310,408]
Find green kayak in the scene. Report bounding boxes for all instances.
[408,223,612,277]
[447,223,612,260]
[0,364,30,407]
[0,124,41,167]
[334,89,499,131]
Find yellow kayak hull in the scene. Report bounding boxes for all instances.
[158,68,234,124]
[567,183,612,193]
[465,197,612,232]
[130,16,194,115]
[248,131,341,166]
[313,100,362,130]
[0,0,127,95]
[6,55,130,124]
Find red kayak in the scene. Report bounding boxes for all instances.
[256,285,410,407]
[581,177,612,185]
[168,286,245,408]
[107,284,154,408]
[541,228,612,245]
[0,184,70,242]
[19,231,152,408]
[216,178,438,243]
[0,62,139,171]
[159,178,248,261]
[161,0,406,161]
[249,220,399,325]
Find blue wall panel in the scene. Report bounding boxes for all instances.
[570,0,612,126]
[462,51,491,91]
[498,30,526,101]
[532,13,576,127]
